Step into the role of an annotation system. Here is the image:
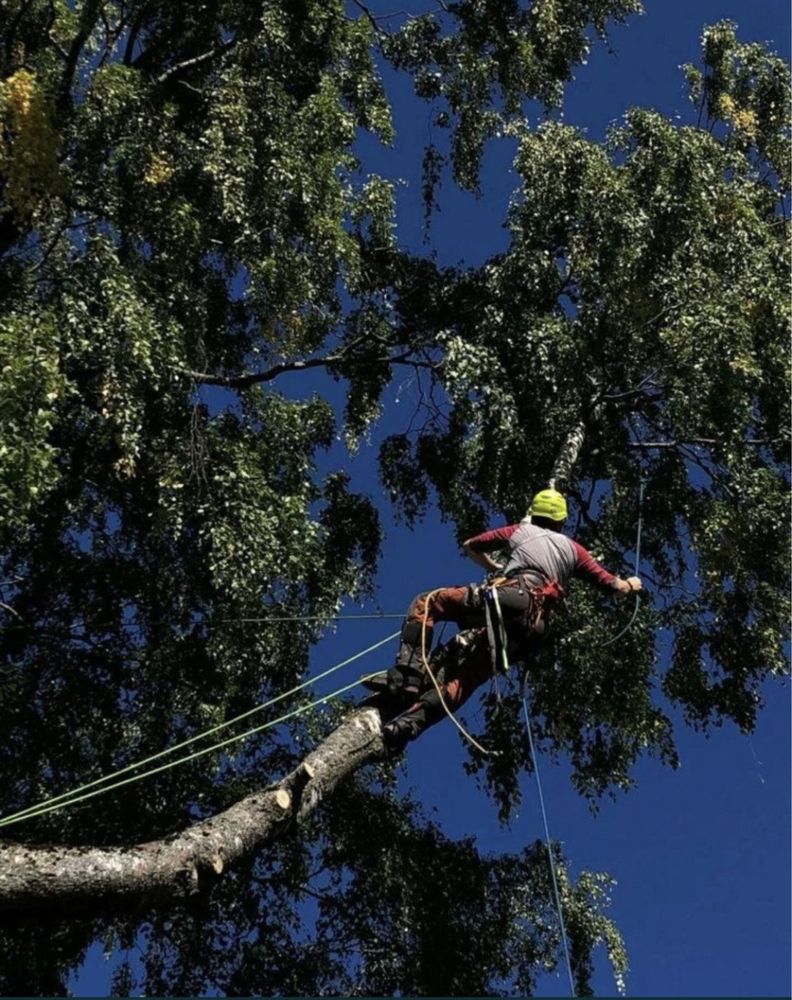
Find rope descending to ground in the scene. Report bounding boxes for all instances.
[488,588,575,997]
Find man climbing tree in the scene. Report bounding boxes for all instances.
[365,487,643,751]
[0,0,788,995]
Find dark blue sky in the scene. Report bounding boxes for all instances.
[72,1,789,995]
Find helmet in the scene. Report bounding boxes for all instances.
[528,488,568,522]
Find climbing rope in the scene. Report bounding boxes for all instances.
[0,630,399,829]
[486,590,575,996]
[601,477,646,648]
[521,674,576,998]
[419,590,496,757]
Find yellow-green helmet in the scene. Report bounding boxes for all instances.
[528,488,568,522]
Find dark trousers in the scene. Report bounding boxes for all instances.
[404,579,539,717]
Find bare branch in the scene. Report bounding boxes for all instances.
[155,36,238,85]
[27,216,99,274]
[349,0,387,34]
[601,369,662,402]
[627,437,782,449]
[182,349,440,389]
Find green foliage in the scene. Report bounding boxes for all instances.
[0,310,66,537]
[384,0,643,190]
[0,1,788,995]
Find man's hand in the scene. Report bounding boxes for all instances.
[615,576,643,595]
[463,540,503,575]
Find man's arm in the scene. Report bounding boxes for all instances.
[463,524,519,574]
[571,540,643,596]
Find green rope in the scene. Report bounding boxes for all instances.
[1,612,405,634]
[0,630,398,829]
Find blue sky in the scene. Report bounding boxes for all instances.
[72,1,789,996]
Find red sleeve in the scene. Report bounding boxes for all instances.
[571,540,618,591]
[465,523,520,552]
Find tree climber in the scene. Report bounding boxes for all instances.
[363,488,643,752]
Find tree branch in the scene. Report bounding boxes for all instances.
[122,9,144,66]
[155,36,238,85]
[57,0,104,111]
[0,601,22,621]
[4,0,36,62]
[0,708,385,916]
[627,437,781,449]
[349,0,388,35]
[547,383,604,490]
[183,349,440,389]
[27,216,99,274]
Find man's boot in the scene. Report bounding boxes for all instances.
[361,620,433,701]
[381,688,444,754]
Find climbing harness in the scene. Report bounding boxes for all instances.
[601,476,646,648]
[0,630,400,830]
[484,577,563,679]
[483,588,504,704]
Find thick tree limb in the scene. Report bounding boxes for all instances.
[547,418,588,491]
[547,385,604,490]
[0,707,384,916]
[57,0,104,111]
[156,37,238,85]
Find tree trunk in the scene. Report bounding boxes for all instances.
[0,707,384,916]
[548,390,602,489]
[548,417,587,491]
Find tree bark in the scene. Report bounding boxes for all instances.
[547,417,588,491]
[0,707,384,916]
[547,387,603,490]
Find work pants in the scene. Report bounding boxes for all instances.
[404,578,540,716]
